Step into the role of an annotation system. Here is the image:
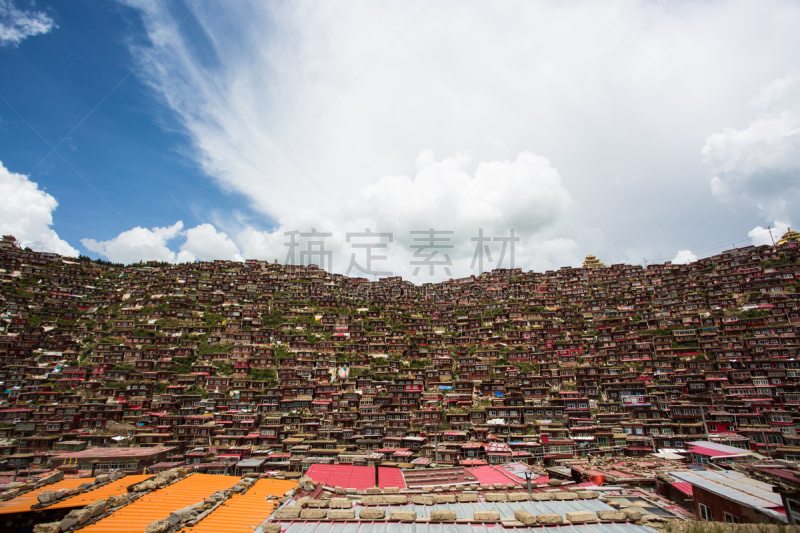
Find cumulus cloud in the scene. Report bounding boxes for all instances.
[703,71,800,222]
[748,220,790,246]
[83,150,579,278]
[0,161,78,256]
[178,224,243,263]
[118,1,800,269]
[672,250,698,264]
[82,221,185,264]
[0,0,55,46]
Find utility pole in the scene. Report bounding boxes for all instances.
[768,226,776,247]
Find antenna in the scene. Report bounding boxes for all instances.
[768,225,775,247]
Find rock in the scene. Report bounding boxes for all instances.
[430,510,457,521]
[384,495,407,505]
[305,499,329,508]
[480,484,493,491]
[566,511,597,523]
[38,491,56,504]
[272,508,301,520]
[34,523,61,533]
[411,495,434,505]
[642,514,668,522]
[553,492,577,500]
[144,519,172,533]
[389,510,417,521]
[532,492,553,501]
[94,474,110,484]
[507,492,529,501]
[536,514,564,525]
[597,510,627,521]
[41,472,64,485]
[473,511,500,521]
[328,498,351,509]
[621,508,643,521]
[576,491,599,499]
[334,486,345,494]
[299,509,327,519]
[59,518,79,531]
[261,524,282,533]
[106,494,128,507]
[384,487,399,493]
[65,508,93,525]
[329,510,356,520]
[361,495,384,505]
[359,509,386,520]
[514,510,536,525]
[484,493,508,502]
[86,499,107,517]
[433,494,456,503]
[547,479,563,486]
[492,483,504,490]
[366,487,382,494]
[457,492,478,502]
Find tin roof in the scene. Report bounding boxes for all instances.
[669,470,782,509]
[182,478,297,533]
[80,474,239,533]
[468,465,523,484]
[0,477,93,515]
[43,474,152,511]
[262,520,657,533]
[344,497,615,520]
[305,465,406,490]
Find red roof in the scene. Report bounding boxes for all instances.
[689,445,739,457]
[468,465,522,484]
[670,481,694,496]
[304,464,406,490]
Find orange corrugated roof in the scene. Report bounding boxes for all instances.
[0,478,94,515]
[182,478,297,533]
[81,474,239,533]
[43,475,152,511]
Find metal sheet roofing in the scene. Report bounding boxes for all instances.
[260,520,657,533]
[468,465,523,484]
[344,497,614,520]
[43,475,152,511]
[80,474,239,533]
[668,470,782,509]
[182,478,298,533]
[669,482,693,497]
[305,465,406,490]
[0,478,93,515]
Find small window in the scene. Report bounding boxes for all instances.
[724,513,740,524]
[700,504,711,521]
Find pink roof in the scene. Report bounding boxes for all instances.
[305,464,406,490]
[670,481,693,496]
[468,465,523,484]
[689,445,739,457]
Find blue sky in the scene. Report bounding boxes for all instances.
[0,1,248,248]
[1,0,799,279]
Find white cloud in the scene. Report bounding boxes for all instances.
[0,161,78,256]
[118,1,800,269]
[748,220,790,247]
[703,71,800,221]
[82,221,184,264]
[0,0,55,46]
[178,223,243,262]
[83,150,579,279]
[672,249,698,264]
